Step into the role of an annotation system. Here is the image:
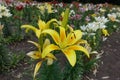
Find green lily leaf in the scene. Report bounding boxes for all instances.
[61,8,70,29]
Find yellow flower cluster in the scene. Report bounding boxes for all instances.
[37,3,53,14]
[21,9,90,79]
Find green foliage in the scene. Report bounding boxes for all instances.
[106,21,120,34]
[63,61,84,80]
[0,43,10,73]
[0,44,25,73]
[84,58,98,72]
[62,52,98,80]
[36,61,62,80]
[9,52,25,68]
[93,30,102,50]
[61,8,70,29]
[62,52,91,80]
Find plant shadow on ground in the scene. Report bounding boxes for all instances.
[0,30,120,80]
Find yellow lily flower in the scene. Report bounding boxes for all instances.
[38,3,53,14]
[27,39,59,78]
[45,3,53,13]
[38,6,44,13]
[21,19,57,38]
[42,27,90,67]
[91,14,97,17]
[102,29,109,36]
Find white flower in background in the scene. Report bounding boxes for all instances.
[95,16,109,24]
[54,9,58,13]
[116,12,120,18]
[0,4,12,18]
[108,13,116,21]
[87,22,98,31]
[30,1,38,6]
[98,22,107,29]
[108,13,119,22]
[80,16,109,36]
[111,7,120,12]
[94,16,109,29]
[80,25,87,31]
[113,25,117,28]
[80,22,99,32]
[70,10,75,16]
[87,4,94,10]
[78,3,82,7]
[70,4,73,8]
[85,16,90,22]
[3,11,12,17]
[58,3,63,7]
[83,5,88,11]
[100,8,106,12]
[111,8,116,11]
[102,36,108,41]
[0,5,7,11]
[116,7,120,12]
[87,22,106,31]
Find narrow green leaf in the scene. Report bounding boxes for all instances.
[61,8,70,29]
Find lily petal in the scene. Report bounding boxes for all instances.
[62,49,76,67]
[28,40,40,49]
[27,51,41,59]
[66,30,82,46]
[102,29,109,36]
[38,20,46,30]
[42,44,59,58]
[46,58,54,65]
[21,25,37,33]
[68,25,73,32]
[67,45,90,58]
[60,27,66,42]
[76,39,88,45]
[42,29,60,44]
[43,39,50,49]
[46,19,57,28]
[34,61,42,78]
[35,29,41,38]
[47,53,57,60]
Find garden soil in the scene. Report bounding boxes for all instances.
[84,31,120,80]
[0,31,120,80]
